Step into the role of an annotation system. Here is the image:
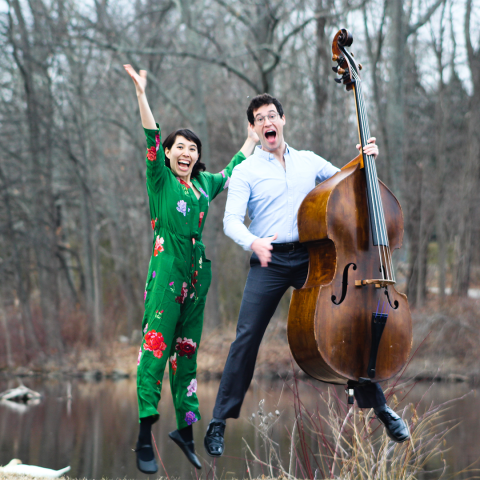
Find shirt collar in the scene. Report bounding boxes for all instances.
[254,143,291,161]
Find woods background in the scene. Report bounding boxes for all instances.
[0,0,479,365]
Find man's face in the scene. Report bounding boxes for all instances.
[251,104,286,152]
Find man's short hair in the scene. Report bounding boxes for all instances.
[246,94,284,125]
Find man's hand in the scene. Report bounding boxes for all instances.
[251,233,278,267]
[356,137,379,159]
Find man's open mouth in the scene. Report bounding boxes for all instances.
[265,130,277,142]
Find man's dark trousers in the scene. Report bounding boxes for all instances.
[213,246,386,420]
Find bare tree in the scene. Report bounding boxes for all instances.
[8,0,64,354]
[452,0,480,296]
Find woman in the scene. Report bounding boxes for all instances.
[124,64,258,472]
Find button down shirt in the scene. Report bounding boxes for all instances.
[223,143,340,250]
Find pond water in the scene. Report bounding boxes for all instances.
[0,375,478,479]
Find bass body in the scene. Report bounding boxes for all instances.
[287,154,412,384]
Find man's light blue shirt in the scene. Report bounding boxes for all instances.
[223,143,340,250]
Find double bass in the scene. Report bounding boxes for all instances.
[287,29,412,392]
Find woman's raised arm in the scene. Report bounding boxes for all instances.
[123,64,157,130]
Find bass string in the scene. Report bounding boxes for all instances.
[353,79,381,248]
[354,78,385,275]
[355,77,395,281]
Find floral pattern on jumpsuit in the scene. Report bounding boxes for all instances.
[136,124,246,429]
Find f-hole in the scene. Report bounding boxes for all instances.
[384,287,399,310]
[332,263,357,305]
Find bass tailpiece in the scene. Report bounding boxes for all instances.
[367,312,388,378]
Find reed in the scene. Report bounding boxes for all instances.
[241,373,475,480]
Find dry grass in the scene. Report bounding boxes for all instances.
[241,375,478,480]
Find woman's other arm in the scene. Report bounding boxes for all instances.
[239,123,259,158]
[207,124,259,200]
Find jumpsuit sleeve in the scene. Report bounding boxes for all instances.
[223,165,258,250]
[144,124,169,195]
[204,151,246,201]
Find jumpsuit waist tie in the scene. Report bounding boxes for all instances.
[190,234,204,298]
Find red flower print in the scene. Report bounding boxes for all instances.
[176,337,197,359]
[175,282,188,304]
[147,146,157,161]
[177,178,190,189]
[199,212,204,228]
[151,218,156,230]
[143,330,167,358]
[170,354,177,375]
[153,236,164,256]
[192,271,198,286]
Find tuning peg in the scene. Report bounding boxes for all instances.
[337,67,346,75]
[358,64,363,70]
[332,66,338,73]
[332,54,339,62]
[334,78,342,84]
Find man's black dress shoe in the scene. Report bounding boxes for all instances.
[204,419,226,457]
[374,405,410,443]
[168,430,202,469]
[134,442,158,474]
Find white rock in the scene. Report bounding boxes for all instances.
[0,459,71,478]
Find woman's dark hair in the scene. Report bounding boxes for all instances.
[162,128,206,177]
[246,93,284,125]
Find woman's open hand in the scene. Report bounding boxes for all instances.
[240,123,260,157]
[247,122,260,144]
[124,64,147,97]
[123,64,156,129]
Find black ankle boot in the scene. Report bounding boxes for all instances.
[135,416,158,473]
[168,429,202,469]
[134,441,158,474]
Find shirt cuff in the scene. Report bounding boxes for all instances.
[241,233,260,251]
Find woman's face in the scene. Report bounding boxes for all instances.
[165,135,199,181]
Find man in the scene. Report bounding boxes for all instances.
[204,94,409,456]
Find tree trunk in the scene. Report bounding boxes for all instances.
[311,2,330,153]
[453,0,480,296]
[385,0,407,195]
[10,0,64,355]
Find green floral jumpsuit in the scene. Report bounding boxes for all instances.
[137,125,246,429]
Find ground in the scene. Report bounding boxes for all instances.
[1,297,480,385]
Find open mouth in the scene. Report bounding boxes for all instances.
[177,159,191,171]
[265,129,277,144]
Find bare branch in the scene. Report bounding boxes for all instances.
[465,0,474,66]
[407,0,444,37]
[83,35,262,92]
